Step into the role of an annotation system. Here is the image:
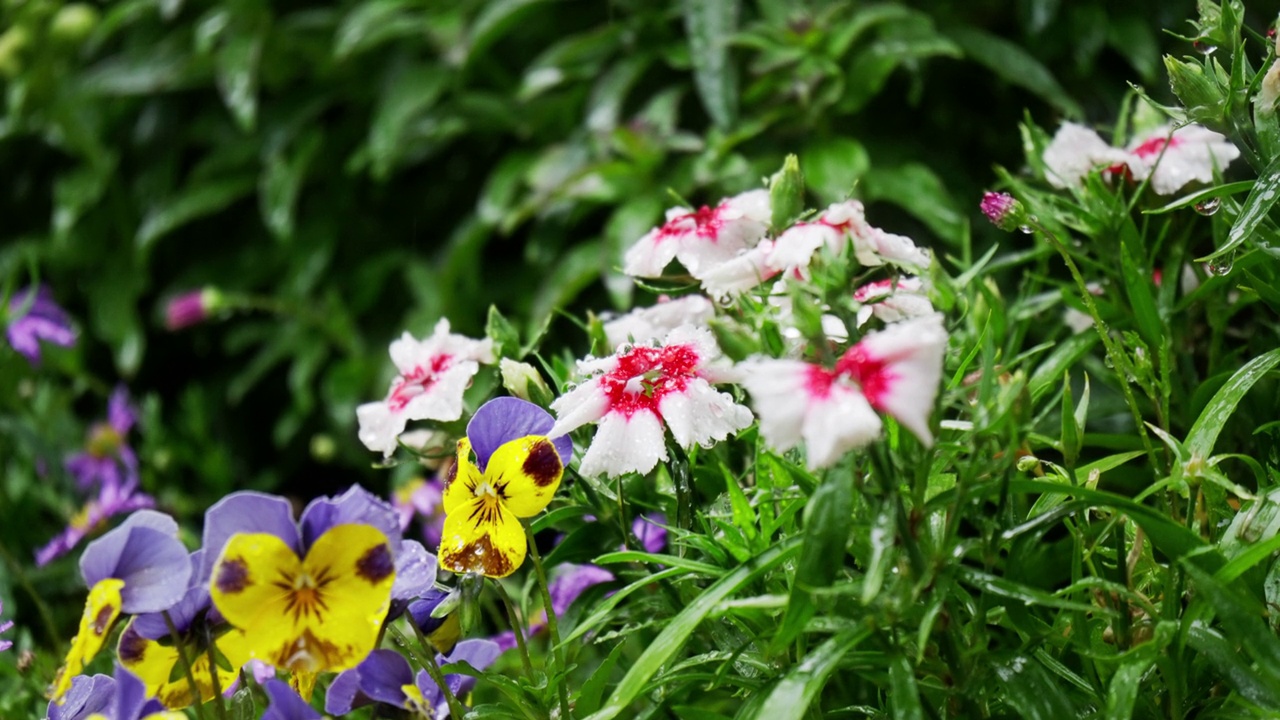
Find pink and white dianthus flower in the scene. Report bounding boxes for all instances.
[622,190,771,279]
[853,277,933,326]
[602,295,716,348]
[357,319,495,458]
[1121,125,1240,195]
[738,313,947,469]
[549,325,753,478]
[769,201,931,275]
[1042,122,1131,189]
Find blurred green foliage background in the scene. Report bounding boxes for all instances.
[0,0,1215,646]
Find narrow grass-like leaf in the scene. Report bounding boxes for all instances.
[992,654,1081,719]
[1206,153,1280,261]
[773,474,853,650]
[1028,333,1099,402]
[558,566,689,646]
[682,0,739,128]
[592,551,724,577]
[1186,624,1280,710]
[1143,180,1254,214]
[752,624,871,720]
[1181,560,1280,682]
[889,653,925,720]
[583,536,802,720]
[1184,347,1280,460]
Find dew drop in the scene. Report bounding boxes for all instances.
[1193,40,1217,55]
[1018,225,1033,235]
[1208,257,1234,276]
[1194,197,1221,216]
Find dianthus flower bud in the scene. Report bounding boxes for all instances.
[164,287,223,330]
[980,192,1027,232]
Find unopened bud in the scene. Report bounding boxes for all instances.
[980,192,1027,232]
[500,358,553,406]
[1016,455,1040,473]
[769,154,806,232]
[164,287,224,330]
[1164,55,1225,125]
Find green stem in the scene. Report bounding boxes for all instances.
[525,522,572,720]
[409,621,468,719]
[162,611,207,720]
[203,626,230,720]
[493,581,535,678]
[1032,220,1160,471]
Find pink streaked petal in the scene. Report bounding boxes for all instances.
[623,226,683,277]
[840,313,947,445]
[1043,122,1130,189]
[577,410,668,478]
[737,359,815,453]
[398,360,479,422]
[697,241,778,298]
[657,379,753,449]
[1124,125,1240,195]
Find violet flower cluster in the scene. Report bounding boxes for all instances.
[4,285,76,365]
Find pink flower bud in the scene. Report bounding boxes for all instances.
[164,288,221,330]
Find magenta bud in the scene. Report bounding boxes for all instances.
[164,288,222,330]
[980,191,1027,232]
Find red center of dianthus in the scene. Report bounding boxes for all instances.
[600,344,701,417]
[834,346,895,408]
[1130,136,1178,159]
[657,205,724,243]
[388,354,454,411]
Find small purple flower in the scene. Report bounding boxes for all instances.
[325,641,500,717]
[263,679,322,720]
[164,288,221,331]
[632,513,669,554]
[34,482,156,567]
[5,285,76,365]
[0,599,14,652]
[393,477,446,547]
[65,386,139,493]
[979,191,1027,232]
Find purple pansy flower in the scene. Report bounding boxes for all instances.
[325,641,500,717]
[493,562,615,652]
[467,396,573,472]
[393,477,446,547]
[36,480,156,567]
[47,665,168,720]
[262,679,322,720]
[632,513,669,554]
[66,386,139,492]
[5,285,76,365]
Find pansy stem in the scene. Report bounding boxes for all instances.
[162,611,208,720]
[493,581,535,678]
[525,521,573,720]
[408,621,468,719]
[203,625,230,720]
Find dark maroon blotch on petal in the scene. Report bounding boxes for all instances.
[356,544,394,583]
[118,626,147,663]
[522,439,562,487]
[216,558,251,594]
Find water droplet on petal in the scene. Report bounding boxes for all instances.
[1194,197,1221,216]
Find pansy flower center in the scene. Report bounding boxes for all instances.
[87,423,122,457]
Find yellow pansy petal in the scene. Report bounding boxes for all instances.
[403,683,428,713]
[51,578,125,701]
[288,524,395,673]
[208,532,304,670]
[142,714,189,720]
[443,438,481,515]
[485,435,563,517]
[439,496,526,578]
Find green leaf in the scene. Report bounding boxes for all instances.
[136,175,256,249]
[1209,153,1280,262]
[751,624,871,720]
[485,305,521,358]
[1143,180,1253,214]
[1060,373,1081,468]
[682,0,739,128]
[260,132,321,240]
[1186,623,1280,710]
[367,63,447,180]
[334,0,427,58]
[1185,347,1280,460]
[947,26,1083,118]
[992,654,1082,719]
[773,474,852,650]
[861,163,964,245]
[889,653,925,720]
[801,137,869,205]
[573,637,627,716]
[583,536,802,720]
[1182,560,1280,684]
[1028,332,1099,402]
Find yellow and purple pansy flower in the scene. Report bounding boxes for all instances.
[48,663,184,720]
[203,486,434,687]
[51,511,191,702]
[324,640,500,716]
[439,397,572,578]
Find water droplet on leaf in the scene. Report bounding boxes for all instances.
[1193,40,1217,55]
[1194,197,1221,216]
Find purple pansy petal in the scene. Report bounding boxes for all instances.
[299,485,402,552]
[46,673,113,720]
[108,386,137,436]
[355,649,414,707]
[79,510,178,588]
[407,589,450,635]
[262,679,322,720]
[633,513,669,554]
[200,492,301,581]
[391,540,438,603]
[441,639,502,697]
[111,526,192,614]
[549,564,615,617]
[413,669,447,712]
[324,666,372,715]
[467,397,572,471]
[131,584,211,640]
[112,665,149,720]
[6,285,76,365]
